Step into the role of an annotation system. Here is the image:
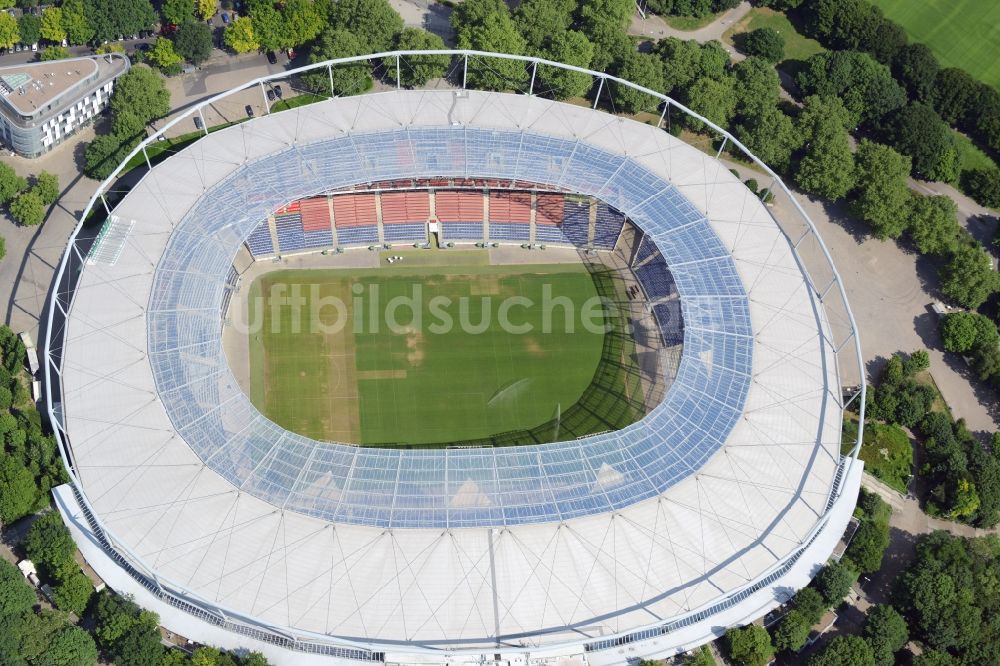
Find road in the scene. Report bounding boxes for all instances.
[629,1,753,44]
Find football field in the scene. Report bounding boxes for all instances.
[870,0,1000,90]
[247,254,611,446]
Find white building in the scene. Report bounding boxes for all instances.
[0,54,129,157]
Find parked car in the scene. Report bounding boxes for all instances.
[245,105,254,118]
[266,89,275,102]
[61,38,67,47]
[266,51,277,65]
[31,43,37,52]
[274,85,283,99]
[194,116,204,130]
[221,12,230,24]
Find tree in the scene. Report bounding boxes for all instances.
[772,609,810,653]
[792,586,827,625]
[933,67,980,127]
[578,0,634,72]
[223,16,258,54]
[172,20,212,65]
[846,519,890,574]
[94,593,163,666]
[59,0,93,45]
[513,0,574,52]
[39,7,65,43]
[40,45,71,60]
[32,172,59,206]
[196,0,216,20]
[110,65,171,138]
[658,38,728,93]
[795,126,855,200]
[907,194,959,255]
[0,456,38,523]
[328,0,401,52]
[962,167,1000,208]
[304,28,372,96]
[724,624,773,666]
[941,312,1000,354]
[939,243,1000,309]
[851,140,912,240]
[893,43,939,103]
[864,605,908,666]
[386,28,449,89]
[0,560,35,622]
[84,133,140,180]
[0,163,27,205]
[882,103,959,182]
[454,9,528,91]
[740,27,784,62]
[796,50,907,127]
[39,626,98,666]
[161,0,194,25]
[279,0,324,48]
[9,191,45,227]
[735,106,800,172]
[815,558,858,605]
[611,51,664,114]
[913,651,955,666]
[49,564,94,616]
[808,635,875,666]
[247,1,285,51]
[24,512,76,571]
[538,30,595,99]
[732,56,780,117]
[682,75,736,131]
[147,37,183,70]
[18,13,40,45]
[83,0,157,43]
[0,12,18,49]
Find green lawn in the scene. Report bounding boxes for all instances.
[663,11,724,31]
[953,129,999,174]
[723,7,826,62]
[870,0,1000,90]
[846,422,914,493]
[248,255,609,446]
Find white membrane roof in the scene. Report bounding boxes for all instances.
[61,90,842,648]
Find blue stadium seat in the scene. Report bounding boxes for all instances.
[245,221,274,257]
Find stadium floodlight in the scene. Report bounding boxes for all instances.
[43,51,865,664]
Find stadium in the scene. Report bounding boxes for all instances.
[44,51,865,665]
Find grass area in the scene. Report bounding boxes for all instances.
[723,7,825,62]
[870,0,1000,90]
[913,370,952,418]
[271,92,326,112]
[953,129,999,175]
[662,12,724,31]
[846,421,914,493]
[247,255,610,446]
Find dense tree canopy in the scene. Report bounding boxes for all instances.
[939,243,1000,310]
[892,43,939,103]
[881,103,958,182]
[94,592,164,666]
[223,16,258,53]
[611,51,664,113]
[932,67,979,127]
[539,30,595,100]
[83,0,156,43]
[59,0,93,45]
[962,167,1000,208]
[851,140,912,239]
[0,12,18,49]
[9,191,45,227]
[25,513,76,571]
[772,609,810,653]
[940,312,999,355]
[724,624,773,666]
[304,28,372,96]
[808,635,875,666]
[172,20,212,65]
[327,0,400,52]
[906,194,959,255]
[797,51,907,127]
[578,0,634,72]
[18,14,40,45]
[453,1,528,91]
[39,8,64,44]
[387,28,450,89]
[735,105,800,172]
[161,0,195,26]
[513,0,574,52]
[815,558,858,605]
[109,65,171,138]
[740,26,783,62]
[846,489,892,574]
[0,163,27,205]
[794,97,856,200]
[682,75,736,131]
[864,605,908,666]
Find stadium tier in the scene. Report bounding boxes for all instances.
[594,201,626,249]
[561,197,591,246]
[51,85,860,665]
[379,191,429,242]
[244,220,274,256]
[487,191,530,242]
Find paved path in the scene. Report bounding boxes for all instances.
[629,1,752,43]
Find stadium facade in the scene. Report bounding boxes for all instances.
[44,52,865,665]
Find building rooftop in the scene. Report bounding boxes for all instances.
[0,55,126,119]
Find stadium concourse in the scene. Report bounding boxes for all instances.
[47,72,862,665]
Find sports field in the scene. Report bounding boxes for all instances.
[247,253,612,446]
[870,0,1000,90]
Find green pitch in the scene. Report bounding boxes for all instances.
[870,0,1000,90]
[247,254,609,446]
